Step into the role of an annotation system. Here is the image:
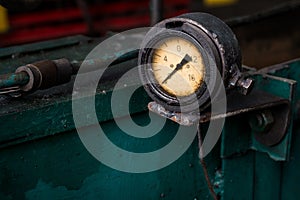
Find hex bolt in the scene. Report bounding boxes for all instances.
[248,110,274,133]
[237,77,254,95]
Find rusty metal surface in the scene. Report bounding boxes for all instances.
[200,90,289,122]
[0,72,29,88]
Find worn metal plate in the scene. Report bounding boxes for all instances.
[0,36,220,200]
[1,35,300,200]
[221,59,299,200]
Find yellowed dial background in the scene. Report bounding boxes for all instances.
[152,36,205,97]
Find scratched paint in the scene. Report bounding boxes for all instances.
[0,72,29,88]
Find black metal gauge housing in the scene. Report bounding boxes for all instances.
[138,12,242,112]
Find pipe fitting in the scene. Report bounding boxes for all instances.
[15,58,72,92]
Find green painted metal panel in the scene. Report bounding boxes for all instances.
[0,36,221,200]
[220,61,298,199]
[221,117,254,200]
[1,36,300,200]
[253,152,281,200]
[266,60,300,199]
[0,114,214,200]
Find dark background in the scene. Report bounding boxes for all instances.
[0,0,300,68]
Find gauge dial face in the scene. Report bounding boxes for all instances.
[151,36,205,97]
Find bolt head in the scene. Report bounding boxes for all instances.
[238,77,254,95]
[249,110,274,133]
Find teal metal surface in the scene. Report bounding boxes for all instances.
[0,36,218,200]
[1,36,300,200]
[0,72,29,88]
[251,74,295,160]
[221,59,300,200]
[221,73,295,161]
[263,60,300,199]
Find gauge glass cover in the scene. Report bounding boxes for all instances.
[151,36,206,97]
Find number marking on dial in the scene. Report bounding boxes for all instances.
[151,37,206,97]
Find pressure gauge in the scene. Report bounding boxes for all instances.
[138,12,243,112]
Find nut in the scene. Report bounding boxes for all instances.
[249,110,274,133]
[237,77,254,95]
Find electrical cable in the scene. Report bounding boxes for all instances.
[197,123,219,200]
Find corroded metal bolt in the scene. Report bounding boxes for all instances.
[248,110,274,133]
[237,77,254,95]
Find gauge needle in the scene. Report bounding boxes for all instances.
[162,54,192,84]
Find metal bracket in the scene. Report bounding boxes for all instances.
[222,73,295,161]
[148,73,294,161]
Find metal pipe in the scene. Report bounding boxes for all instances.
[0,72,29,88]
[0,49,139,94]
[150,0,163,25]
